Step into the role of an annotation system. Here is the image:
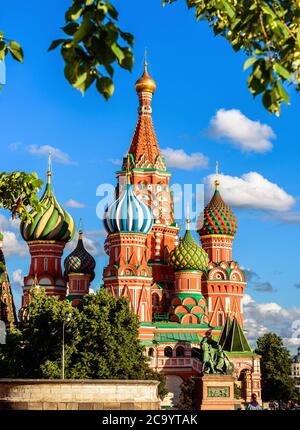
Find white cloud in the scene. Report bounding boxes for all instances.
[0,214,20,230]
[161,147,208,170]
[12,269,23,288]
[208,108,275,153]
[66,231,103,257]
[109,158,123,166]
[205,172,295,211]
[243,294,300,350]
[8,141,22,151]
[267,211,300,224]
[65,199,86,208]
[26,144,76,165]
[1,231,27,257]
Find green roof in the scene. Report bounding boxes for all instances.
[219,317,252,353]
[174,292,205,301]
[154,332,203,343]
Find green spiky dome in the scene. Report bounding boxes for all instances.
[20,173,75,243]
[170,224,209,271]
[199,188,237,236]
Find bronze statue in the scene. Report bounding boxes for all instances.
[200,338,234,375]
[200,337,215,374]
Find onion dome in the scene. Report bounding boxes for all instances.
[135,60,156,94]
[103,175,153,235]
[64,229,96,281]
[20,157,75,243]
[199,165,237,236]
[170,220,209,271]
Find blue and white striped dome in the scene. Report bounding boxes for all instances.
[103,183,153,234]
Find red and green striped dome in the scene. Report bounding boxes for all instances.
[199,189,237,236]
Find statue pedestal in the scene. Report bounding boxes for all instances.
[193,374,236,410]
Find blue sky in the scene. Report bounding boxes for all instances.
[1,1,300,350]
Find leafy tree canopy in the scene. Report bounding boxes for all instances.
[0,288,167,397]
[2,0,300,115]
[256,332,297,401]
[0,172,43,221]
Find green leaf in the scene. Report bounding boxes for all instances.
[276,81,289,105]
[48,39,65,52]
[8,40,23,63]
[107,2,119,20]
[111,43,125,63]
[73,72,89,94]
[243,57,256,71]
[96,76,114,100]
[120,31,134,47]
[65,5,83,21]
[120,48,134,71]
[274,63,291,81]
[297,32,300,49]
[73,17,92,44]
[62,23,79,36]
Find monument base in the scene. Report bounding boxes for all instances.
[193,374,236,410]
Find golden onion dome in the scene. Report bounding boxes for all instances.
[135,62,156,94]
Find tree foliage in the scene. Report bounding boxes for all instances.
[176,377,195,409]
[2,1,300,114]
[0,288,167,397]
[0,171,43,221]
[256,332,297,401]
[48,0,134,99]
[164,0,300,116]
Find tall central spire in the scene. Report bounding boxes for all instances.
[124,58,166,171]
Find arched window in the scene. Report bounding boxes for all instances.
[148,348,154,357]
[152,293,159,307]
[164,346,173,358]
[176,346,185,358]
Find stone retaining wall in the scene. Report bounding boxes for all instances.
[0,379,160,410]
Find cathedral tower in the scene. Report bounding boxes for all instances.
[103,170,154,322]
[168,220,210,325]
[20,156,75,306]
[64,224,96,305]
[116,61,179,290]
[198,166,246,327]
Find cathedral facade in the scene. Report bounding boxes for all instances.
[0,63,262,406]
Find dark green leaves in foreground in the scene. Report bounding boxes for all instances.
[164,0,300,116]
[0,172,43,221]
[0,289,167,398]
[49,0,134,100]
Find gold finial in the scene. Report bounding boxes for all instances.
[185,199,191,230]
[215,160,220,190]
[79,218,83,239]
[126,154,131,184]
[47,151,52,184]
[135,52,156,94]
[144,48,148,71]
[33,274,40,290]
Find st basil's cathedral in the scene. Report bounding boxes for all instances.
[0,63,261,406]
